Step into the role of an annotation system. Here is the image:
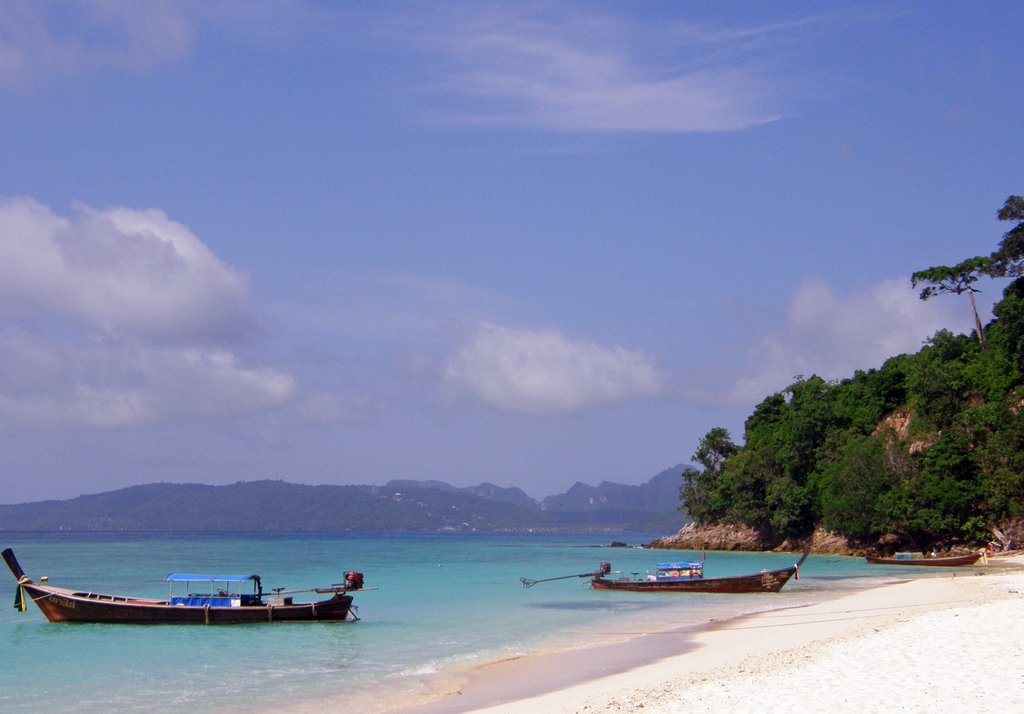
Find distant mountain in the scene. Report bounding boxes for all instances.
[0,469,690,533]
[541,466,684,513]
[385,479,462,493]
[385,480,537,509]
[0,481,545,532]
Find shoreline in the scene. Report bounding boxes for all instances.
[376,556,1024,713]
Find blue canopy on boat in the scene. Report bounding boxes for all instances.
[655,562,703,570]
[165,573,257,582]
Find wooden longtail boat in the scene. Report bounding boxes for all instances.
[522,550,809,594]
[3,548,361,624]
[865,552,981,567]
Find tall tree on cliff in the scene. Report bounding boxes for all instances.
[911,256,992,349]
[910,196,1024,349]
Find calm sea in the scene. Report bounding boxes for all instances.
[0,532,897,713]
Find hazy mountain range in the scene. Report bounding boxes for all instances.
[0,466,689,533]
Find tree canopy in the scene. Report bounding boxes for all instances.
[911,256,991,347]
[990,195,1024,277]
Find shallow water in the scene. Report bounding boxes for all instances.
[0,532,912,713]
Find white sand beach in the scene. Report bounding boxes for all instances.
[395,556,1024,714]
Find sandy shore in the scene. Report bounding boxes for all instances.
[394,556,1024,714]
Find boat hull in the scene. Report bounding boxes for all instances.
[4,548,356,625]
[19,582,353,624]
[865,553,981,567]
[591,566,797,594]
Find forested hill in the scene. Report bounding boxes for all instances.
[0,469,689,533]
[680,196,1024,551]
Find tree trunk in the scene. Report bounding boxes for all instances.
[966,287,988,350]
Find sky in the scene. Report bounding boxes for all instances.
[0,1,1021,504]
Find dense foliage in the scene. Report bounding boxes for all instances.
[682,196,1024,549]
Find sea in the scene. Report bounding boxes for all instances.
[0,531,917,713]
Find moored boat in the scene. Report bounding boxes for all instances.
[3,548,362,624]
[522,550,809,594]
[591,550,808,593]
[865,552,981,567]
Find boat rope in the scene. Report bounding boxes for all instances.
[15,577,49,603]
[17,586,55,604]
[203,604,210,626]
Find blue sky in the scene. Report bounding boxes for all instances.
[0,1,1021,504]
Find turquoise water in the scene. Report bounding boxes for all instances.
[0,532,897,713]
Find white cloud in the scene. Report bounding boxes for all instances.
[445,323,666,414]
[0,3,791,131]
[0,330,295,429]
[0,197,254,342]
[726,276,977,403]
[420,9,783,132]
[0,0,193,90]
[0,196,294,428]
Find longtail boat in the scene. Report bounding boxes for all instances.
[522,549,809,594]
[865,552,981,567]
[3,548,362,624]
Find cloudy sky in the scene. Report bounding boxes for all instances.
[0,1,1020,504]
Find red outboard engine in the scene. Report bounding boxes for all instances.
[344,571,364,590]
[599,562,611,575]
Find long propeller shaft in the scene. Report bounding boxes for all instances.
[520,570,603,588]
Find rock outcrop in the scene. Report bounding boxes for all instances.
[649,522,768,551]
[649,520,1024,556]
[650,522,866,554]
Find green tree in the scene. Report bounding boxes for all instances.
[904,431,982,543]
[988,277,1024,378]
[911,257,993,349]
[680,427,738,523]
[829,358,909,434]
[963,399,1024,520]
[693,426,739,475]
[989,195,1024,277]
[815,434,893,540]
[906,330,977,431]
[783,376,836,482]
[712,448,774,533]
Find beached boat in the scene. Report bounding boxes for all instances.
[522,550,809,594]
[865,552,981,567]
[3,548,362,624]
